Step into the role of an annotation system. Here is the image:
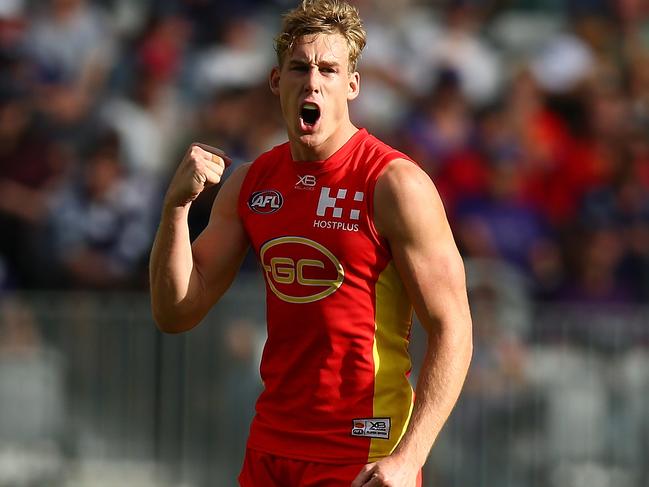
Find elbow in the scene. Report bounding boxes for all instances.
[151,303,199,334]
[154,317,186,334]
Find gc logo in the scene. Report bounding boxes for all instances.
[260,236,344,304]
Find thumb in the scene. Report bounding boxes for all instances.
[351,463,377,487]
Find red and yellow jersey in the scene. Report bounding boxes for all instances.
[238,129,415,464]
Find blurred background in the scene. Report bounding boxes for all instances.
[1,0,649,485]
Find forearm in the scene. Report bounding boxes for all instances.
[149,204,203,331]
[392,321,473,468]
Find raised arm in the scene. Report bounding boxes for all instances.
[353,159,473,487]
[149,144,250,333]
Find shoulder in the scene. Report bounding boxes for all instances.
[374,158,446,239]
[376,158,436,201]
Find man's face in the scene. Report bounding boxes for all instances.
[270,33,360,157]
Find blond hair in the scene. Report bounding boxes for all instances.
[274,0,367,73]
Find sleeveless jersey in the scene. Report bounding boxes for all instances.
[238,128,415,464]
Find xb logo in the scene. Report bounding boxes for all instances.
[296,174,317,188]
[351,418,391,439]
[260,236,344,304]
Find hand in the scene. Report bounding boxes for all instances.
[351,455,420,487]
[164,143,231,209]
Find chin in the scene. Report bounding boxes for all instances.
[298,133,321,146]
[294,126,324,146]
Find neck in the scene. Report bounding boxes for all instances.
[289,121,359,162]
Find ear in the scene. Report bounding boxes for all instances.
[347,71,360,101]
[269,67,281,96]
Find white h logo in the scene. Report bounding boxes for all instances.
[316,187,364,220]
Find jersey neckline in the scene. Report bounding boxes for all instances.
[287,128,369,174]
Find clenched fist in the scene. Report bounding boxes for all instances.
[164,143,232,209]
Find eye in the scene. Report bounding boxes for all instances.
[290,65,309,72]
[320,67,336,74]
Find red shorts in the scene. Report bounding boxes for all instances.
[238,448,423,487]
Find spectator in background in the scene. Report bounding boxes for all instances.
[453,157,558,292]
[102,65,187,178]
[46,130,156,289]
[18,0,117,152]
[414,0,503,106]
[0,0,647,307]
[25,0,115,94]
[101,14,190,178]
[400,68,487,214]
[175,0,270,47]
[578,141,649,301]
[348,0,417,133]
[561,226,633,305]
[194,16,272,98]
[501,68,583,227]
[0,85,70,288]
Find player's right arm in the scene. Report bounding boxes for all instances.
[149,144,250,333]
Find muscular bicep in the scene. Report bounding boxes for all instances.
[374,160,470,335]
[191,163,251,305]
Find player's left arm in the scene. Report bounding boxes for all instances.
[352,159,473,487]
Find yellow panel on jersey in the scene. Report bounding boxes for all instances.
[369,261,415,461]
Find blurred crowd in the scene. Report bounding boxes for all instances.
[1,0,649,305]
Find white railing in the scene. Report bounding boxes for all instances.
[0,274,647,487]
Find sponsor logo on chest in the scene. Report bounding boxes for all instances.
[313,186,364,232]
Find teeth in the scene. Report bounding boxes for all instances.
[302,103,318,111]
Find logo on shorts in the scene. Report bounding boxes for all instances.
[248,190,283,214]
[351,418,391,439]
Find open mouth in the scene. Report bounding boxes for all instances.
[300,102,321,127]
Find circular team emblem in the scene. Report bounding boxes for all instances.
[260,236,344,304]
[248,190,283,214]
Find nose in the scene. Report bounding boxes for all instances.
[304,66,320,94]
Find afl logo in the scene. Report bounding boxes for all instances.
[248,190,283,214]
[260,236,344,304]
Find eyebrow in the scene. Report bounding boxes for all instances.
[288,58,341,68]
